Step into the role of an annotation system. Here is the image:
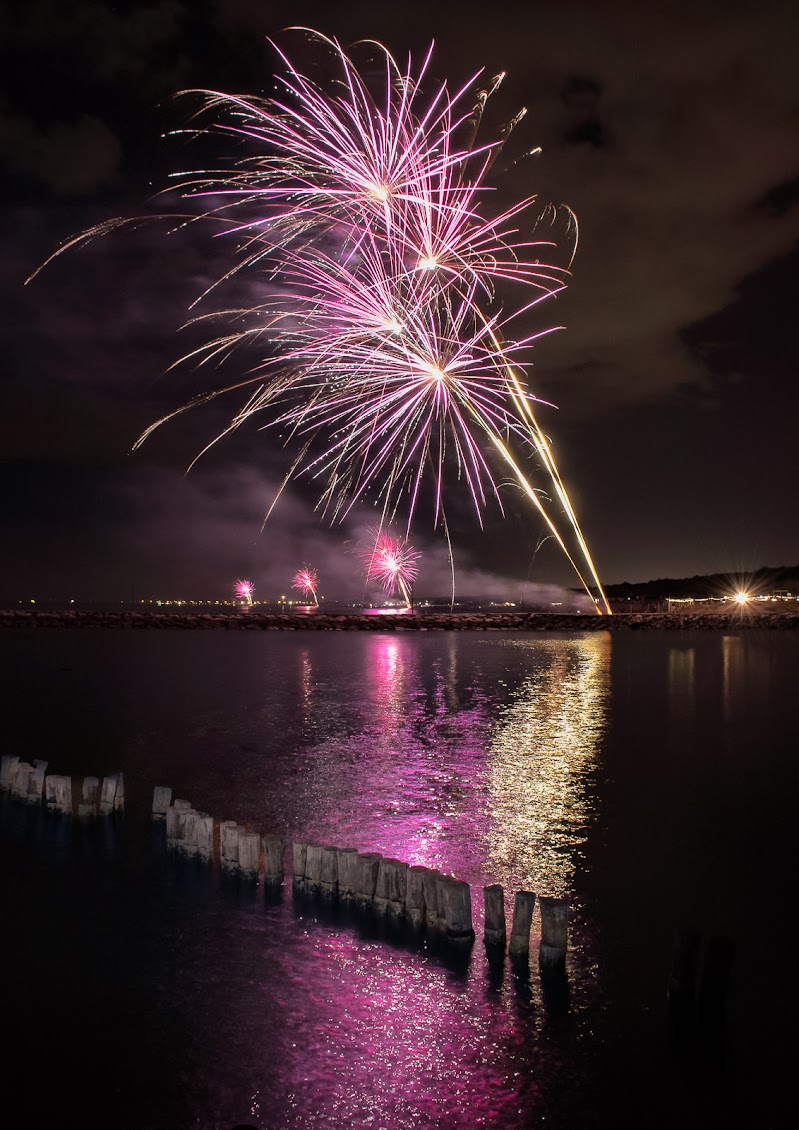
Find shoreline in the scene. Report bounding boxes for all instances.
[2,609,798,631]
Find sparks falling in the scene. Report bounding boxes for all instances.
[35,28,610,613]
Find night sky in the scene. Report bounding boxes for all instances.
[2,0,798,603]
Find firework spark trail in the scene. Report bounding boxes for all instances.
[359,528,421,609]
[292,566,319,605]
[33,27,610,613]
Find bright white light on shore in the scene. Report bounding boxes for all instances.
[734,591,750,604]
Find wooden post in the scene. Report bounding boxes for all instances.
[11,761,33,799]
[422,869,443,929]
[438,878,474,943]
[374,858,408,916]
[304,844,324,892]
[44,774,72,815]
[509,891,536,958]
[483,885,507,949]
[195,815,214,861]
[78,777,99,818]
[336,849,359,900]
[151,786,173,818]
[113,772,125,812]
[29,760,48,803]
[165,805,181,845]
[354,852,382,906]
[292,842,308,886]
[45,775,58,809]
[406,866,426,926]
[99,775,118,815]
[173,798,191,812]
[180,811,199,856]
[0,755,19,790]
[539,897,569,969]
[263,835,284,886]
[238,831,261,880]
[320,846,339,896]
[220,821,241,872]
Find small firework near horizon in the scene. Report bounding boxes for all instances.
[360,529,421,610]
[235,579,254,605]
[292,566,320,606]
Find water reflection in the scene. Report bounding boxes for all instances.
[485,635,611,896]
[669,645,696,728]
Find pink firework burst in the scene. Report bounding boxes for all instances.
[291,566,319,605]
[235,579,254,604]
[360,529,421,608]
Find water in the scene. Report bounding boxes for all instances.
[1,629,795,1129]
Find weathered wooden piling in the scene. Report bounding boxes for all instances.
[0,755,19,790]
[78,777,99,818]
[319,845,339,896]
[539,897,569,969]
[194,814,214,861]
[292,841,308,885]
[237,831,261,879]
[165,805,181,844]
[406,866,427,926]
[483,884,507,948]
[374,858,408,916]
[422,868,444,930]
[11,761,33,799]
[509,891,536,958]
[173,798,191,812]
[151,786,173,818]
[438,878,475,943]
[48,774,73,814]
[336,848,359,900]
[304,843,324,892]
[667,927,702,1009]
[99,774,121,815]
[262,835,285,886]
[220,821,241,871]
[179,810,199,855]
[113,772,124,812]
[354,852,382,906]
[29,760,48,803]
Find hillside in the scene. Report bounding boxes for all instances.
[604,565,799,601]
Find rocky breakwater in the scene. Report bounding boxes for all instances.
[2,609,798,631]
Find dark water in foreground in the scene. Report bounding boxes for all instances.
[1,629,796,1129]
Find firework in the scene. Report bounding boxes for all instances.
[292,566,319,605]
[360,529,421,609]
[35,29,610,612]
[235,578,254,605]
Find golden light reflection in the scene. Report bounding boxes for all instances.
[485,634,610,896]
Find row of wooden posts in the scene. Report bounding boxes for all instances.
[152,785,569,964]
[0,755,124,817]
